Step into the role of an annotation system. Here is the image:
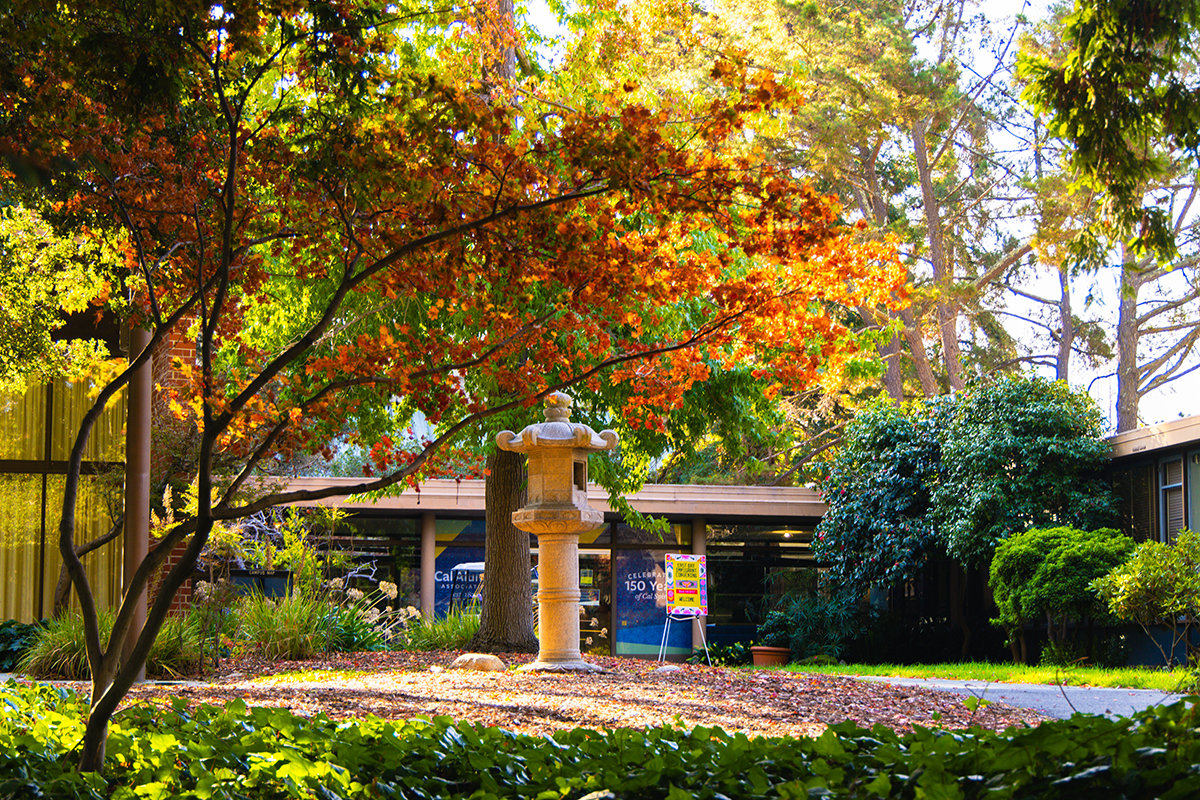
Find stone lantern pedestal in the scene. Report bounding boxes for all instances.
[496,392,617,672]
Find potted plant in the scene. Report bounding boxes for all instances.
[750,609,792,666]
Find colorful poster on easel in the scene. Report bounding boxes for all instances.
[665,554,707,616]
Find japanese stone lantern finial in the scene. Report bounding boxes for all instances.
[496,391,618,672]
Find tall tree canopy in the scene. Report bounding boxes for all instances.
[1019,0,1200,262]
[0,0,904,771]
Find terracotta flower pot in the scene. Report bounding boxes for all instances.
[749,645,790,666]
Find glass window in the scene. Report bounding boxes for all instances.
[613,547,690,656]
[704,524,818,648]
[614,521,691,547]
[433,519,487,615]
[435,518,486,544]
[1161,458,1184,543]
[1113,464,1156,542]
[0,475,45,622]
[0,387,46,461]
[50,381,126,463]
[341,516,420,608]
[1189,453,1200,533]
[43,474,124,619]
[0,380,127,622]
[579,549,611,656]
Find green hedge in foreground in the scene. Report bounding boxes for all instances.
[1,680,1198,799]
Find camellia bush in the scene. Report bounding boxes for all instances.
[990,526,1135,665]
[1093,529,1200,667]
[814,375,1116,657]
[3,681,1200,799]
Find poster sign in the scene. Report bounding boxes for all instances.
[665,554,707,616]
[615,550,687,655]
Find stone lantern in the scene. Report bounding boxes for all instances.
[496,391,618,672]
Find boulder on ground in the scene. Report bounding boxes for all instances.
[450,653,506,672]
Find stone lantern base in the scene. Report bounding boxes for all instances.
[513,526,606,673]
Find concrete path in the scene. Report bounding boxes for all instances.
[858,675,1189,719]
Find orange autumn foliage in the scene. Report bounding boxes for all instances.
[2,1,907,503]
[0,0,907,771]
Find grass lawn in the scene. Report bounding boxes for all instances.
[785,661,1198,692]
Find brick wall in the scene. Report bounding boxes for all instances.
[148,320,198,611]
[148,537,194,614]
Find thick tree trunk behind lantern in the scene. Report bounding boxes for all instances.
[467,449,538,652]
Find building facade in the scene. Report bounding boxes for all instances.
[1109,415,1200,543]
[283,478,825,657]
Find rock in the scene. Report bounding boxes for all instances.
[450,653,506,672]
[653,665,682,674]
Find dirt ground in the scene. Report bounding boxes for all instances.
[113,651,1047,739]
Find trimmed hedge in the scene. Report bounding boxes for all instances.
[1,680,1198,798]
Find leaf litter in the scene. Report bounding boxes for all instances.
[112,651,1046,739]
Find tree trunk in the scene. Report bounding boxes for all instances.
[898,308,941,397]
[1055,265,1074,381]
[913,117,966,392]
[52,515,125,618]
[467,449,538,652]
[1115,254,1143,432]
[1009,630,1027,665]
[860,305,905,402]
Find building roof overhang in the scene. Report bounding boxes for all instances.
[1108,414,1200,462]
[281,477,827,522]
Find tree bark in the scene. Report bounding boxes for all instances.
[898,308,941,397]
[859,305,905,402]
[1115,253,1143,432]
[52,515,124,618]
[913,117,965,392]
[1055,265,1074,381]
[467,449,538,652]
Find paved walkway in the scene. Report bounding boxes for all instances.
[858,676,1189,719]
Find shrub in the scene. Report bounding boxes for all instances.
[0,619,42,672]
[147,614,205,677]
[325,580,418,653]
[688,641,750,667]
[16,614,96,680]
[1093,528,1200,666]
[190,578,242,671]
[990,525,1135,664]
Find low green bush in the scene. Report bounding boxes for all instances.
[17,612,202,679]
[3,680,1200,799]
[990,525,1134,664]
[145,613,205,677]
[1093,528,1200,667]
[689,641,751,667]
[0,619,42,672]
[235,589,332,660]
[400,603,480,651]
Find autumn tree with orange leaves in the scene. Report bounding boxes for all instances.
[0,0,903,772]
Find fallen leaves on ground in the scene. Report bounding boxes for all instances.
[110,651,1046,739]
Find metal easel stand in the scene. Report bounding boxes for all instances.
[657,613,710,666]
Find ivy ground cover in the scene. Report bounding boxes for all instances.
[2,679,1199,799]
